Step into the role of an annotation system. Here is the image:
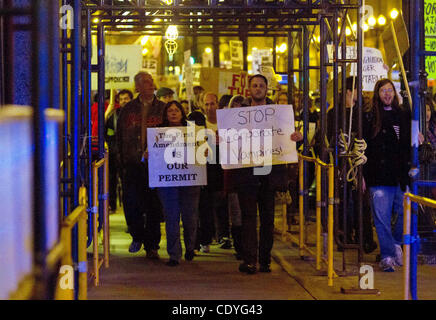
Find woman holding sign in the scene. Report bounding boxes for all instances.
[153,101,201,266]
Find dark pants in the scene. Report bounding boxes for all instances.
[197,187,216,246]
[121,163,162,250]
[238,185,275,266]
[108,151,118,210]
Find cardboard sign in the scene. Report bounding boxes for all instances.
[92,45,143,90]
[381,13,410,66]
[216,104,298,170]
[147,126,207,187]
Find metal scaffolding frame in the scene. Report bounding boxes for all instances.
[76,0,365,275]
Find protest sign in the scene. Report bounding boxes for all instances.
[92,45,143,90]
[147,126,207,187]
[425,0,436,79]
[216,104,298,170]
[230,40,244,70]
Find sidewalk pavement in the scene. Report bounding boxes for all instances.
[272,207,436,300]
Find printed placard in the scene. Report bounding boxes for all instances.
[147,126,207,187]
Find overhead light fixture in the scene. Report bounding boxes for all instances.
[345,27,351,36]
[142,48,148,56]
[368,16,376,27]
[390,8,399,19]
[378,15,386,26]
[205,47,212,54]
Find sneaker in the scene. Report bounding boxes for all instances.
[220,238,232,249]
[128,241,142,253]
[239,263,257,274]
[166,259,179,267]
[379,257,396,272]
[394,244,403,266]
[185,250,195,261]
[200,244,210,253]
[259,264,271,273]
[146,249,160,260]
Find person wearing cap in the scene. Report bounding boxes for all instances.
[156,87,175,104]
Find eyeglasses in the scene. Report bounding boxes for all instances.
[380,88,394,94]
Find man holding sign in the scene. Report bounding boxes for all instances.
[221,74,302,274]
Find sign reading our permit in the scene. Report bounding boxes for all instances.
[147,126,207,187]
[216,104,297,170]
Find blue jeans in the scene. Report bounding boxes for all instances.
[157,186,200,262]
[369,185,404,259]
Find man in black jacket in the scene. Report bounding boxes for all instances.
[226,74,302,274]
[116,72,165,258]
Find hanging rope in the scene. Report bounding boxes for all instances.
[338,131,367,185]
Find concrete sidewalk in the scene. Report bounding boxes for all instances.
[272,209,436,300]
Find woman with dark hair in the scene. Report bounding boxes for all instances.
[154,101,200,266]
[363,78,411,272]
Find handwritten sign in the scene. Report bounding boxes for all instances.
[425,0,436,79]
[147,126,207,187]
[92,45,143,90]
[219,71,251,97]
[216,104,297,170]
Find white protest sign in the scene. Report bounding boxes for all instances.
[92,45,143,90]
[216,104,298,170]
[327,46,388,92]
[359,47,388,92]
[252,49,273,74]
[230,40,244,70]
[147,126,207,187]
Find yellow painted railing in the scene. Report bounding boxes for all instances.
[402,192,436,300]
[91,152,110,286]
[282,153,337,286]
[55,186,88,300]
